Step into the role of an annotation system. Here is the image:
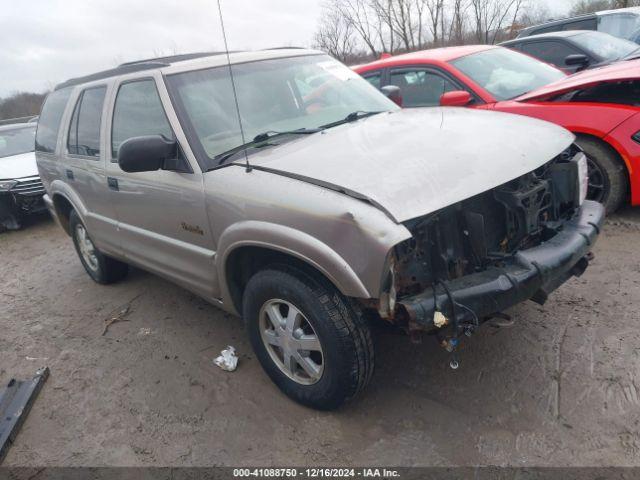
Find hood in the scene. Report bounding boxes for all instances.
[0,151,38,180]
[516,58,640,102]
[241,108,574,223]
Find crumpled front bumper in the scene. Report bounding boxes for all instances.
[399,200,605,330]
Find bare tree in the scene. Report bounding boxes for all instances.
[370,0,418,51]
[314,6,357,62]
[448,0,470,44]
[570,0,613,15]
[518,2,551,27]
[332,0,383,56]
[471,0,526,44]
[423,0,446,45]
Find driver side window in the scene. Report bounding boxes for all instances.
[111,79,174,160]
[389,69,458,107]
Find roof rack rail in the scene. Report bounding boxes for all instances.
[55,62,168,90]
[118,51,229,67]
[55,51,233,91]
[262,46,307,50]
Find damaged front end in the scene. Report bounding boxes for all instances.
[0,176,47,231]
[377,146,604,348]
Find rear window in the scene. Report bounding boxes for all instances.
[571,31,638,61]
[35,88,72,153]
[67,87,107,157]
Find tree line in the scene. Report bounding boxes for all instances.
[314,0,640,63]
[0,92,47,123]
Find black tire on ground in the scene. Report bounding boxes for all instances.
[243,266,374,410]
[69,210,128,284]
[576,136,628,213]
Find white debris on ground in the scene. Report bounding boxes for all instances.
[213,346,238,372]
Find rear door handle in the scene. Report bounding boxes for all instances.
[107,177,119,191]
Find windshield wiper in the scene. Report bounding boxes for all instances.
[319,111,384,130]
[213,128,320,167]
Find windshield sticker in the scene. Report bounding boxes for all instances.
[317,61,359,82]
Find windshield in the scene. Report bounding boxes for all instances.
[599,12,640,41]
[166,54,398,167]
[573,31,638,60]
[0,125,36,158]
[450,48,566,101]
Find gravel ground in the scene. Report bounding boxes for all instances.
[1,209,639,467]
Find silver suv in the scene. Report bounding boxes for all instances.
[37,49,604,409]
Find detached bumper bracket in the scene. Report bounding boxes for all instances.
[0,367,50,464]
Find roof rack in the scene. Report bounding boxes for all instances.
[55,51,232,91]
[118,51,229,67]
[262,46,307,50]
[55,62,168,90]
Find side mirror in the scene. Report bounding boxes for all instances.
[564,54,590,67]
[118,135,177,173]
[380,85,403,107]
[440,90,473,107]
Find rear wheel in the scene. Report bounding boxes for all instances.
[576,137,628,213]
[243,266,374,410]
[70,210,128,284]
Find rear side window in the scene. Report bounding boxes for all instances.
[35,88,72,153]
[111,79,174,159]
[520,41,581,68]
[67,87,107,157]
[563,18,597,31]
[363,72,382,89]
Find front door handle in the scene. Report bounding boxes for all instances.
[107,177,119,191]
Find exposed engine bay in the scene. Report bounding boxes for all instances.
[376,145,592,348]
[395,145,585,296]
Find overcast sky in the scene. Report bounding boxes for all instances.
[1,0,573,97]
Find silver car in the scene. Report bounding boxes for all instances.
[37,49,604,409]
[0,122,47,231]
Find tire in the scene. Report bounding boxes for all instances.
[69,210,128,284]
[243,266,374,410]
[576,136,628,213]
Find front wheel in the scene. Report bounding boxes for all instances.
[70,210,128,284]
[576,137,628,213]
[243,267,374,410]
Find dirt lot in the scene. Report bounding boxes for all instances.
[1,209,640,467]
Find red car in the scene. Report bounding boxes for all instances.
[354,46,640,212]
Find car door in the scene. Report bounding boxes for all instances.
[104,75,217,298]
[387,67,471,107]
[62,85,121,254]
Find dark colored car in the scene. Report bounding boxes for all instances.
[517,7,640,44]
[501,30,640,73]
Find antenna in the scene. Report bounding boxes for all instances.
[216,0,252,172]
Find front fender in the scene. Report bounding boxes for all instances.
[216,220,371,313]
